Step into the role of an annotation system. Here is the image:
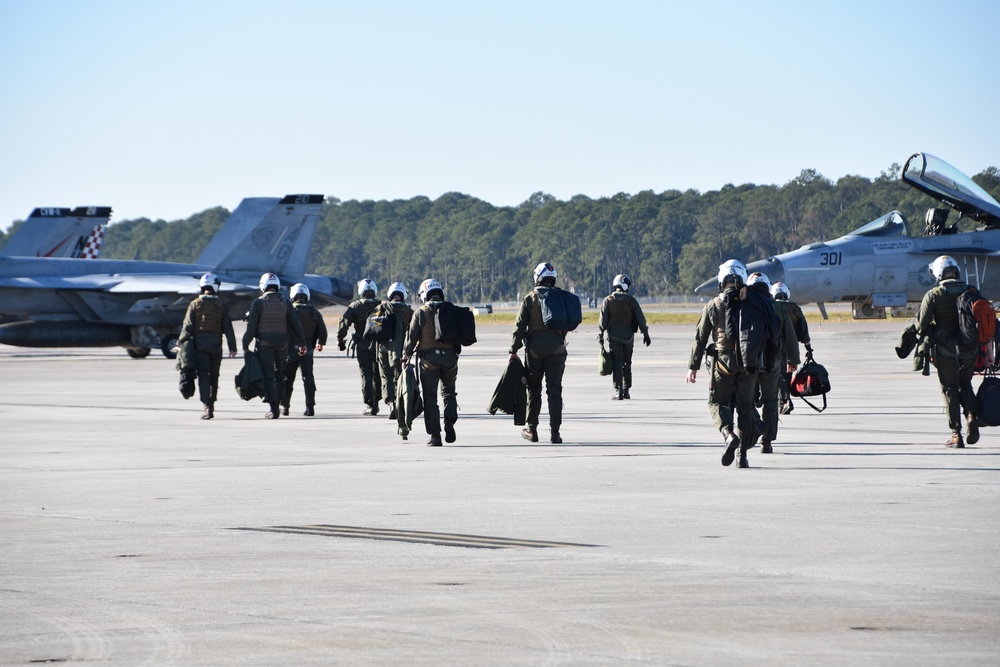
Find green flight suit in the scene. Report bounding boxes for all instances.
[916,278,979,433]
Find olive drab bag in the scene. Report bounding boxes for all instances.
[488,356,527,426]
[363,303,397,343]
[433,302,477,346]
[395,362,424,440]
[175,338,197,399]
[790,351,831,413]
[599,348,613,376]
[537,287,583,332]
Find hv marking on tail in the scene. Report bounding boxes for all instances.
[231,524,601,549]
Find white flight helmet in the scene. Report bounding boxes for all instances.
[771,281,791,300]
[290,283,310,301]
[929,255,960,282]
[533,262,557,285]
[387,281,408,301]
[717,259,748,290]
[357,278,377,297]
[747,272,771,289]
[259,272,281,291]
[613,274,632,292]
[418,278,443,303]
[199,272,221,293]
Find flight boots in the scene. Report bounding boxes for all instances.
[721,427,740,466]
[966,414,980,445]
[521,425,538,442]
[550,428,562,444]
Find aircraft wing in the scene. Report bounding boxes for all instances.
[0,274,124,290]
[106,275,259,295]
[106,275,206,294]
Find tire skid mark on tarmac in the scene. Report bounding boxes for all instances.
[232,524,602,549]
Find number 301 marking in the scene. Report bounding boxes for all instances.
[820,252,842,266]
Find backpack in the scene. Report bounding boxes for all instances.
[434,302,477,346]
[790,354,831,412]
[537,287,583,332]
[737,287,780,373]
[957,285,997,347]
[363,303,396,343]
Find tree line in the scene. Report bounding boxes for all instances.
[4,165,999,302]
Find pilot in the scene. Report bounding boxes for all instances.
[377,282,414,420]
[243,273,307,419]
[597,273,651,400]
[178,272,237,419]
[916,256,981,448]
[508,262,567,445]
[281,283,327,417]
[771,281,812,415]
[747,273,798,454]
[686,260,780,469]
[402,279,459,446]
[337,279,383,415]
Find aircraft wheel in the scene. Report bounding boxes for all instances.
[160,334,179,359]
[127,347,152,359]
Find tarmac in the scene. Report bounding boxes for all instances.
[1,319,999,666]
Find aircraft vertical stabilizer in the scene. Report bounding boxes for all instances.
[206,194,324,275]
[194,197,281,267]
[1,206,111,258]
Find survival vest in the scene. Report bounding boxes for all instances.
[193,296,225,333]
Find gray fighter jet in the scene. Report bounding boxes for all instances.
[1,206,110,259]
[0,194,353,357]
[696,153,1000,318]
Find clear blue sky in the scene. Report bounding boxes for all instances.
[1,0,998,230]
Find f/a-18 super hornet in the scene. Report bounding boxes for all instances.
[696,152,1000,318]
[0,194,353,357]
[1,206,110,259]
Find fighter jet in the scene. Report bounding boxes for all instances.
[696,153,1000,318]
[0,194,353,358]
[1,206,110,259]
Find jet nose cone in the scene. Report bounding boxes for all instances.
[694,277,717,297]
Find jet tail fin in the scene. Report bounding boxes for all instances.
[1,206,111,258]
[201,195,324,275]
[71,208,107,259]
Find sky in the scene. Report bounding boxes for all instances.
[1,0,998,230]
